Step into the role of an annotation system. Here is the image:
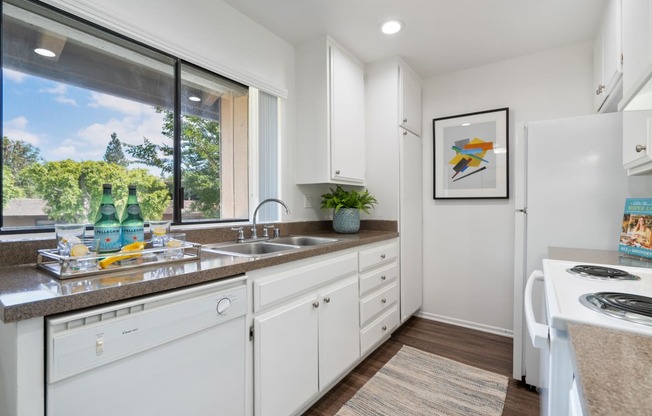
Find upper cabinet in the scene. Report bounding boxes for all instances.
[593,0,623,112]
[399,64,422,136]
[620,0,652,174]
[621,0,652,100]
[295,36,366,185]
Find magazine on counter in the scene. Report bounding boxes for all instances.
[619,198,652,259]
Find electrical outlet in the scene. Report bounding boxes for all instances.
[303,195,313,208]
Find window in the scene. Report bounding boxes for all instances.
[1,0,252,231]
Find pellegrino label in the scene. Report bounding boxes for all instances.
[101,205,117,215]
[122,226,144,245]
[127,205,141,215]
[95,227,122,252]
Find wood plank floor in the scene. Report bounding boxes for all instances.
[304,317,540,416]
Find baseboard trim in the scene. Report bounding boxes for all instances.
[415,311,514,338]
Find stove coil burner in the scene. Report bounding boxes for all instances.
[567,265,640,281]
[580,292,652,326]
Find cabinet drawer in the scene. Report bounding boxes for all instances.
[359,241,398,272]
[253,253,358,312]
[360,305,399,356]
[359,262,398,296]
[360,282,398,326]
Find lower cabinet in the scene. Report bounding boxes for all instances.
[251,239,401,416]
[253,271,359,416]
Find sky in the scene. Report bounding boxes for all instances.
[2,68,168,165]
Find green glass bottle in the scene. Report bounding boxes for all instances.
[93,184,122,253]
[121,184,144,245]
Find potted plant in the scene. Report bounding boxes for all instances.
[320,185,378,233]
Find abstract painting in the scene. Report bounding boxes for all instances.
[433,108,509,199]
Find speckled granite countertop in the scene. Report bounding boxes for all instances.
[0,222,397,323]
[568,323,652,416]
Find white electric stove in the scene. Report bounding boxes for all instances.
[526,258,652,416]
[543,259,652,336]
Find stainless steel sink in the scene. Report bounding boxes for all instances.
[202,235,340,258]
[202,241,300,258]
[269,235,339,246]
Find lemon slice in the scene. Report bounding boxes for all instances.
[167,239,182,248]
[152,227,167,236]
[70,244,90,257]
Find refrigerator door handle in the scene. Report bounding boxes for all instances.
[525,270,548,349]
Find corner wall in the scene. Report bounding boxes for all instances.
[421,41,594,333]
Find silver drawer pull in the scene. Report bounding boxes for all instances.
[380,254,386,259]
[381,298,387,304]
[313,301,320,308]
[324,297,331,303]
[381,275,387,281]
[382,325,387,331]
[636,144,647,153]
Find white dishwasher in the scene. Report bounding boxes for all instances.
[46,276,247,416]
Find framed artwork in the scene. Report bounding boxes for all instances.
[432,107,509,199]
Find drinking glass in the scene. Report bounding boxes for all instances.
[165,233,186,259]
[149,220,171,247]
[55,224,86,257]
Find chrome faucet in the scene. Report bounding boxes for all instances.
[250,198,290,240]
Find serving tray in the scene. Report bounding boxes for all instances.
[37,242,202,279]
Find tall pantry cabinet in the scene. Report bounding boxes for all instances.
[365,58,423,322]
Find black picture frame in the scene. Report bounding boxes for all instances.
[432,108,509,199]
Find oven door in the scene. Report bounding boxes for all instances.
[525,270,573,416]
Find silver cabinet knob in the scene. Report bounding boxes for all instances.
[403,117,408,122]
[403,130,407,136]
[313,301,320,308]
[380,254,386,259]
[636,144,647,153]
[381,275,387,281]
[382,325,387,331]
[381,298,387,304]
[596,84,605,95]
[335,170,341,175]
[324,297,331,303]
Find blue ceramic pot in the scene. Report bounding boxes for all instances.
[333,208,360,233]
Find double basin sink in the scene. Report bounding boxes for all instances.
[202,235,340,259]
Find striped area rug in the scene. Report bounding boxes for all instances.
[336,345,508,416]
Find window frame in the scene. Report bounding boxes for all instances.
[0,0,255,234]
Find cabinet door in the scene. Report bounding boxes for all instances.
[622,0,652,95]
[400,130,423,321]
[399,65,422,136]
[254,295,319,416]
[330,44,365,184]
[318,275,360,389]
[623,110,652,174]
[594,0,622,112]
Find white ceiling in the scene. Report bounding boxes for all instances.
[223,0,608,79]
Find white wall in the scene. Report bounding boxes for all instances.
[420,41,594,334]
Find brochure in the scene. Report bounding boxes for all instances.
[619,198,652,259]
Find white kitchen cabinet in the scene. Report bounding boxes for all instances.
[593,0,622,112]
[623,110,652,174]
[358,240,400,355]
[365,58,423,323]
[399,64,422,136]
[621,0,652,101]
[251,253,360,416]
[295,36,365,185]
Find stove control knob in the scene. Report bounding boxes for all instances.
[216,297,231,315]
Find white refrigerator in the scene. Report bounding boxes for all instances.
[512,112,652,387]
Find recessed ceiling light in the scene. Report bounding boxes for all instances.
[381,20,403,35]
[34,48,56,57]
[188,96,201,102]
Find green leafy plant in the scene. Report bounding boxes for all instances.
[320,185,378,214]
